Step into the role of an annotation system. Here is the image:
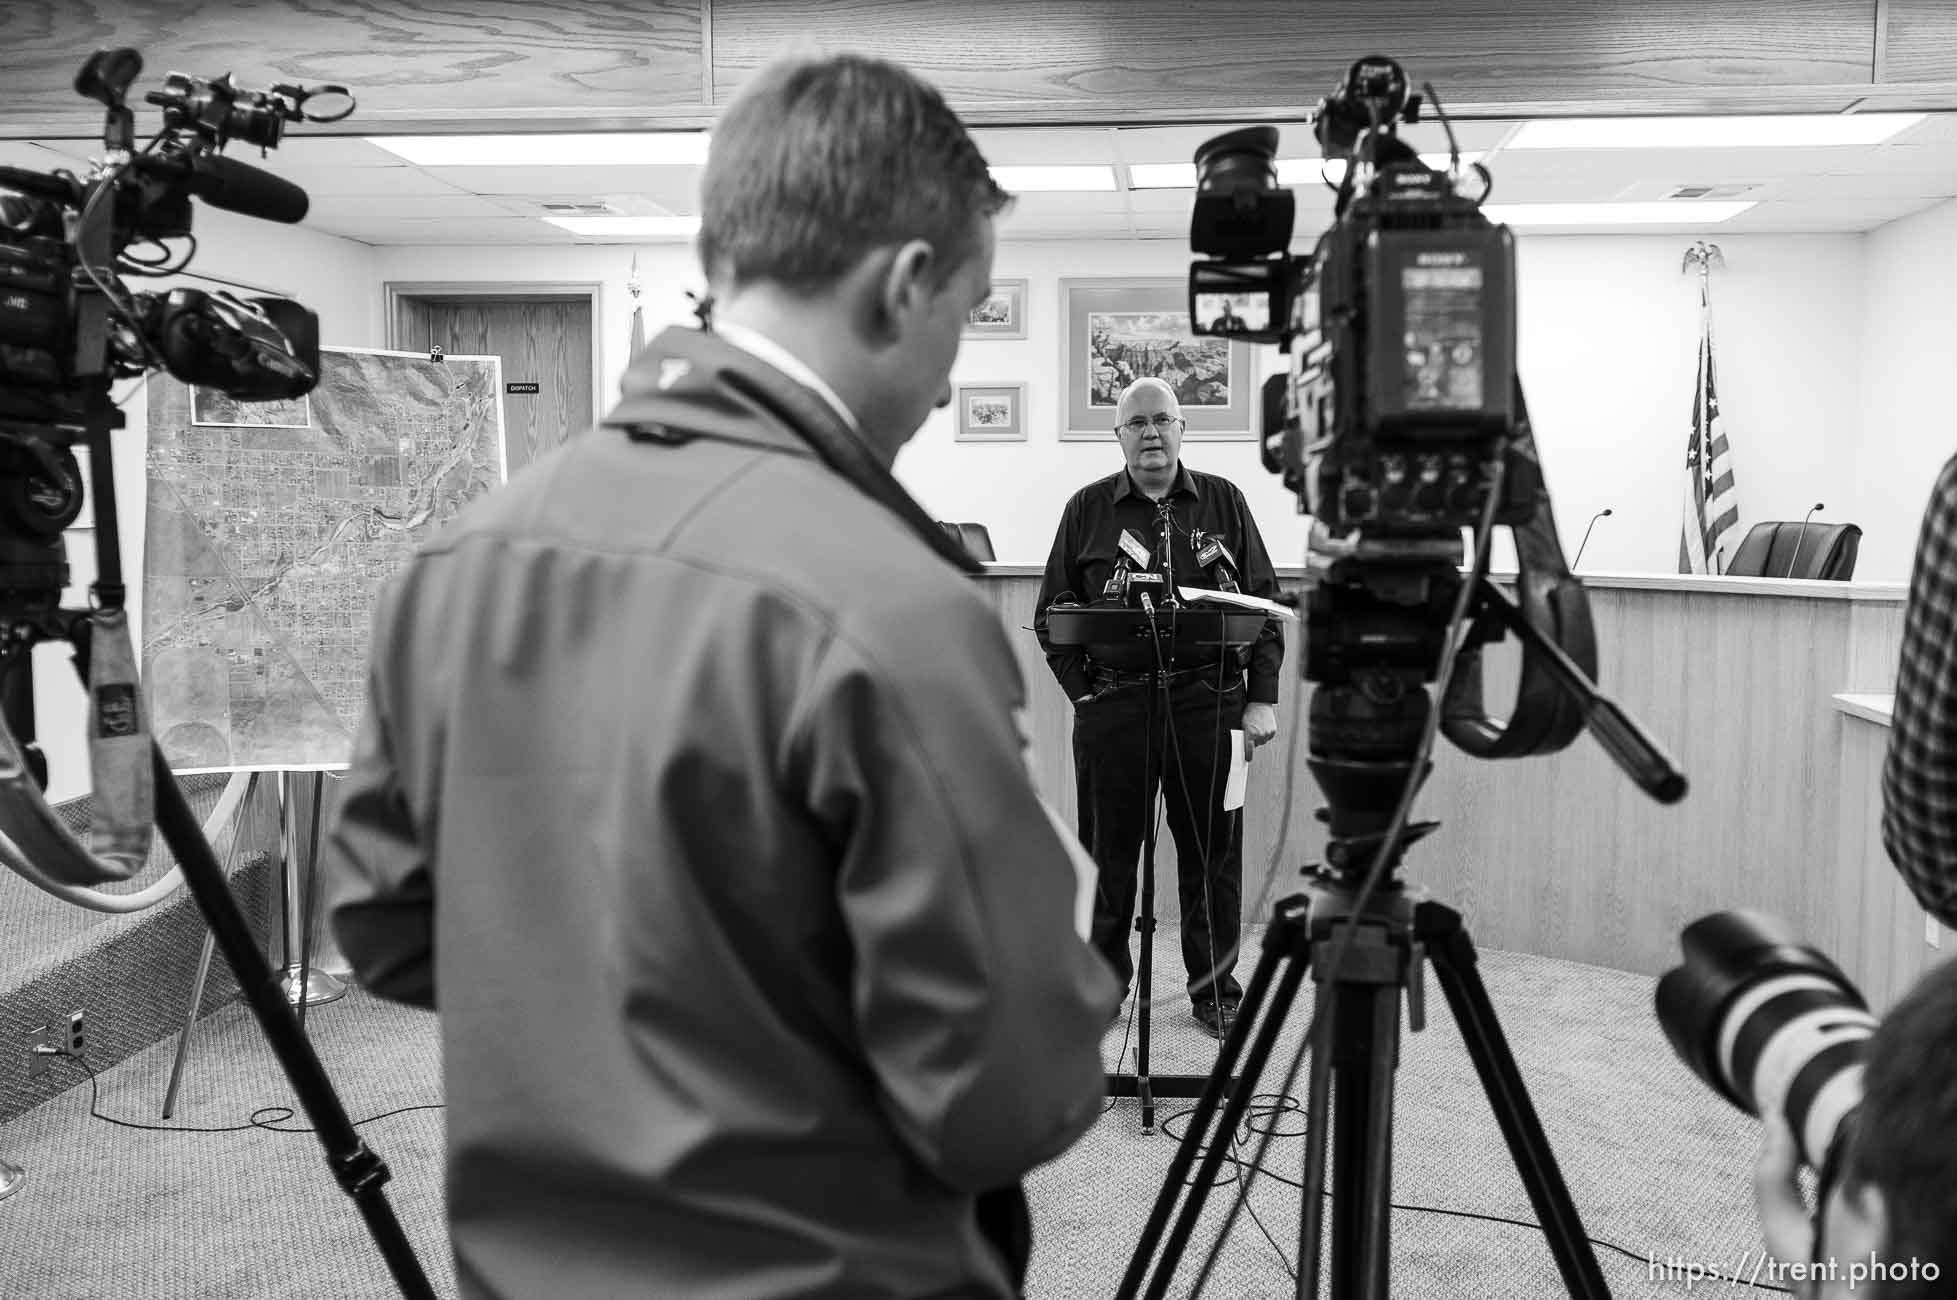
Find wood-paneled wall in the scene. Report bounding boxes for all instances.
[6,0,1957,135]
[982,571,1938,1003]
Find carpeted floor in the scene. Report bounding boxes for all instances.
[0,927,1778,1300]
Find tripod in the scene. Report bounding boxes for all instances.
[1117,575,1685,1299]
[1048,605,1266,1129]
[1119,857,1611,1298]
[0,389,435,1299]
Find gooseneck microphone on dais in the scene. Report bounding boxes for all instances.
[1571,507,1612,569]
[1785,501,1825,579]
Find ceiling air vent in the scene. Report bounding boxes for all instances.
[538,202,619,216]
[1666,184,1757,201]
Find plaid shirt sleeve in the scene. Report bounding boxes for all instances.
[1882,452,1957,928]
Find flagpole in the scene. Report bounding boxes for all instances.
[1680,242,1725,574]
[627,251,646,360]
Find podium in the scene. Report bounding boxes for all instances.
[1046,603,1268,1129]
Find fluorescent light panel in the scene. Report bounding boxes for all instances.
[1508,114,1925,150]
[543,215,702,238]
[1129,155,1479,189]
[1482,201,1756,226]
[368,133,710,166]
[989,164,1116,192]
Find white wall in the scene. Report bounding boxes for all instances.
[1513,233,1866,576]
[40,210,378,801]
[368,233,1868,576]
[921,233,1868,572]
[34,217,1936,800]
[1855,194,1957,582]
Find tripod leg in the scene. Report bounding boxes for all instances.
[1132,920,1311,1300]
[149,746,436,1300]
[161,928,218,1119]
[1327,980,1400,1300]
[1421,903,1611,1298]
[1296,981,1333,1300]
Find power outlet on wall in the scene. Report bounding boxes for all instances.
[23,1011,85,1080]
[60,1010,85,1057]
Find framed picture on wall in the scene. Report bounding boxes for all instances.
[954,383,1026,442]
[1059,277,1253,439]
[964,279,1027,339]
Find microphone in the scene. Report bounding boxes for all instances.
[1156,500,1178,607]
[1784,502,1825,579]
[1571,507,1612,570]
[183,153,310,223]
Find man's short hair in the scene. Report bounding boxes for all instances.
[1839,957,1957,1286]
[699,55,1011,294]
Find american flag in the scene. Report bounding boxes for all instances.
[1679,298,1742,573]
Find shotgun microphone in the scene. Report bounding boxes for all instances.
[1571,507,1613,569]
[1784,502,1825,579]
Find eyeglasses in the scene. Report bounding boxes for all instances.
[1118,414,1185,435]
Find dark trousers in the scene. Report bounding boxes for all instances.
[1073,674,1245,1007]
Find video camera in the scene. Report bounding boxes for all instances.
[0,47,351,611]
[1185,56,1603,786]
[1187,55,1534,535]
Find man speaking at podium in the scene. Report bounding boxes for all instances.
[1035,376,1284,1038]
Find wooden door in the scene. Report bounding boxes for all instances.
[393,295,595,480]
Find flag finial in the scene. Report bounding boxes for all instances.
[1681,240,1725,280]
[628,251,642,300]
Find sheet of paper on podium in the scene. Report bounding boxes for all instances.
[1177,586,1297,621]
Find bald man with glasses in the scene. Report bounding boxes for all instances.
[1033,377,1283,1039]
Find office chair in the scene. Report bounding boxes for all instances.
[1725,521,1862,580]
[934,521,997,562]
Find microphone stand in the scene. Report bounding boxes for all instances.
[1784,502,1824,579]
[1570,508,1611,570]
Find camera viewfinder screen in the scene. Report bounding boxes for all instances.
[1399,265,1484,411]
[1194,291,1271,333]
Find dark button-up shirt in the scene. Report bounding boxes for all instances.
[1034,464,1285,704]
[1884,451,1957,928]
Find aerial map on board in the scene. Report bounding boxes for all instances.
[143,347,505,769]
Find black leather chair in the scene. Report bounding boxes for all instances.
[934,521,996,562]
[1724,521,1862,580]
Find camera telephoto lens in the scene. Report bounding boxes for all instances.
[1656,910,1874,1169]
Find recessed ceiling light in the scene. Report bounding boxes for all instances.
[1481,201,1756,226]
[1306,154,1484,184]
[1129,155,1481,189]
[1507,115,1925,150]
[989,165,1117,192]
[542,215,702,238]
[368,133,710,167]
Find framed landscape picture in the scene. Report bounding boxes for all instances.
[964,279,1027,339]
[1059,277,1253,439]
[954,383,1026,442]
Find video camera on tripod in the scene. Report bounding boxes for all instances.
[0,48,344,626]
[1116,58,1690,1300]
[0,49,436,1298]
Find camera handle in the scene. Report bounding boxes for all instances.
[1463,577,1687,804]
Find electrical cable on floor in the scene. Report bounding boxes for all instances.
[47,1052,444,1136]
[1150,1101,1793,1294]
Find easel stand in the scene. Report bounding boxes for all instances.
[163,765,346,1116]
[1047,605,1266,1130]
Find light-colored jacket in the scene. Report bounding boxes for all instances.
[326,327,1118,1300]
